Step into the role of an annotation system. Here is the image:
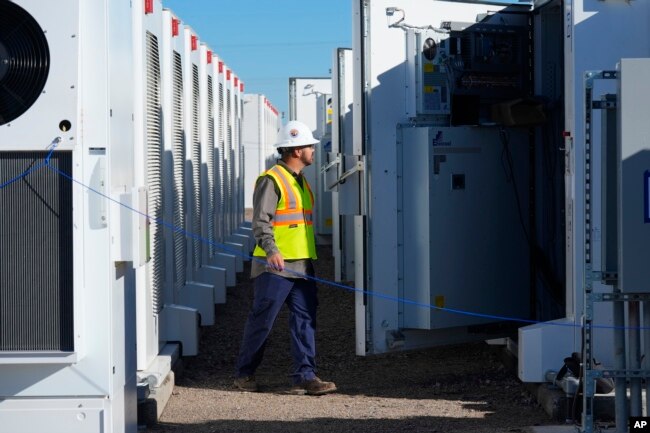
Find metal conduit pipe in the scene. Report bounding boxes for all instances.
[629,301,642,416]
[613,294,628,433]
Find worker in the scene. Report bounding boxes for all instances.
[233,120,337,396]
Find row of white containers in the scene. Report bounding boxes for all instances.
[243,79,334,242]
[0,0,282,431]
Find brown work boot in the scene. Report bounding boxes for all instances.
[287,377,337,396]
[233,375,259,392]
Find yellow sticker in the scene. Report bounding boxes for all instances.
[326,218,333,227]
[434,296,445,308]
[423,86,436,94]
[423,63,435,73]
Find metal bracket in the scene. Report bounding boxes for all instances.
[590,271,618,284]
[581,69,619,433]
[584,70,618,89]
[587,369,649,379]
[592,100,617,110]
[328,160,365,189]
[593,292,650,302]
[320,155,341,174]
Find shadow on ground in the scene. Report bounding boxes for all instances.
[149,415,539,433]
[147,245,551,432]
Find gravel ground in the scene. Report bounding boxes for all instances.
[149,244,554,433]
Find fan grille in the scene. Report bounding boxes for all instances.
[0,0,50,126]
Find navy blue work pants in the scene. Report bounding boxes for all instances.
[235,272,318,384]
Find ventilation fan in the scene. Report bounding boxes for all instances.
[0,0,50,126]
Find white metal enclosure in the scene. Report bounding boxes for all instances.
[215,59,227,243]
[0,0,255,430]
[203,50,236,300]
[160,10,210,352]
[221,70,249,270]
[183,25,204,282]
[352,0,521,356]
[518,0,650,382]
[231,73,241,231]
[201,44,216,264]
[0,0,137,431]
[179,25,222,309]
[132,0,166,376]
[350,0,650,383]
[199,43,228,303]
[233,75,244,229]
[209,60,239,286]
[227,76,254,253]
[315,94,334,236]
[288,77,333,242]
[221,68,233,238]
[225,68,234,236]
[242,94,264,209]
[242,94,282,209]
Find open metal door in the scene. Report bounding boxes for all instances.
[330,49,359,282]
[353,0,538,355]
[329,47,367,355]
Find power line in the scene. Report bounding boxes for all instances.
[215,40,349,49]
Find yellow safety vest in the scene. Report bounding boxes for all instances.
[253,164,317,260]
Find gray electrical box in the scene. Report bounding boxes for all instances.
[397,125,531,330]
[618,58,650,293]
[415,29,453,116]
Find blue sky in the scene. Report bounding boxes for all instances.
[161,0,528,118]
[163,0,353,119]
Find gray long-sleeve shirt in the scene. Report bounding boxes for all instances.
[250,160,315,279]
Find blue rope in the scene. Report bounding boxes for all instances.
[0,138,61,190]
[43,161,649,332]
[0,162,46,190]
[46,164,247,259]
[44,137,61,165]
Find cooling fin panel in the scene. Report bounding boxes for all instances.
[172,50,186,293]
[207,75,215,257]
[145,31,163,315]
[0,151,74,351]
[191,63,201,269]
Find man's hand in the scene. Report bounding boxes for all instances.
[266,253,285,271]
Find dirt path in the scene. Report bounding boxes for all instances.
[149,245,553,433]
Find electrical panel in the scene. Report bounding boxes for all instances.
[415,28,455,116]
[415,16,531,124]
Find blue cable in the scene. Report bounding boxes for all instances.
[0,138,61,190]
[0,162,46,190]
[44,137,62,165]
[46,165,250,259]
[43,161,649,332]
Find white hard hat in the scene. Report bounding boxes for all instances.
[274,120,319,148]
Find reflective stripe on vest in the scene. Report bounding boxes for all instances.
[268,165,298,210]
[273,209,313,226]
